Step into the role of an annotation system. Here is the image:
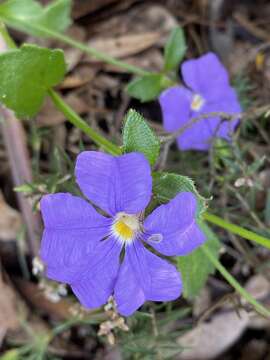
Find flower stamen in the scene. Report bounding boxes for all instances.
[147,233,163,243]
[191,93,205,111]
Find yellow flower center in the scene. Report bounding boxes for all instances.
[191,93,205,111]
[112,212,140,244]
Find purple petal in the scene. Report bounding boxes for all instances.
[113,248,146,316]
[204,89,241,137]
[144,192,205,256]
[217,118,239,141]
[178,92,241,151]
[159,86,192,132]
[75,151,152,216]
[71,238,121,309]
[40,193,110,283]
[114,241,182,316]
[182,52,230,102]
[176,114,215,151]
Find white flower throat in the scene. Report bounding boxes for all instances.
[112,212,141,244]
[111,212,163,246]
[191,93,205,111]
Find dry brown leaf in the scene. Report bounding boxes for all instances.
[13,277,74,321]
[245,274,270,300]
[101,48,164,74]
[13,278,105,324]
[193,287,211,317]
[177,310,249,360]
[72,0,119,19]
[84,5,177,73]
[0,273,21,346]
[88,32,161,60]
[65,48,84,72]
[177,275,270,359]
[244,275,270,329]
[0,191,22,241]
[120,48,164,73]
[60,64,96,89]
[37,94,89,127]
[131,5,178,44]
[89,5,177,43]
[64,26,86,71]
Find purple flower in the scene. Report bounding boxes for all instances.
[159,52,242,151]
[40,151,205,316]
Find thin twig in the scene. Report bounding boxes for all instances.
[234,12,270,42]
[227,184,266,230]
[156,138,174,171]
[159,105,270,143]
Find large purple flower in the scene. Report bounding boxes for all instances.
[40,151,205,316]
[159,52,242,151]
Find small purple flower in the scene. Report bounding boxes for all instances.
[40,151,205,316]
[159,52,242,151]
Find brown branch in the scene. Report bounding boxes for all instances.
[0,34,40,256]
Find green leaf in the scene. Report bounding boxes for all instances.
[0,0,72,37]
[123,109,160,166]
[0,0,42,19]
[39,0,72,34]
[152,172,207,217]
[14,183,33,194]
[164,27,186,72]
[247,155,266,175]
[127,74,164,102]
[0,349,20,360]
[0,44,66,118]
[177,222,221,299]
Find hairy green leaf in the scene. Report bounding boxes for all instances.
[152,172,207,217]
[164,27,186,71]
[127,74,164,102]
[0,44,66,117]
[123,109,160,166]
[178,222,221,299]
[0,0,72,37]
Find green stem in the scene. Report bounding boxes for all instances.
[48,89,121,156]
[202,245,270,318]
[204,212,270,249]
[2,17,149,76]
